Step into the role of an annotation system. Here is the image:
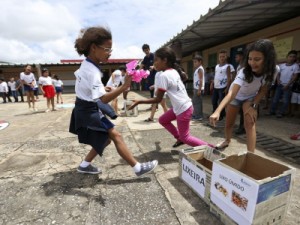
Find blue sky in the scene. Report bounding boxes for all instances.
[0,0,220,64]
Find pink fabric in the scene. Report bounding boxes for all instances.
[159,106,214,147]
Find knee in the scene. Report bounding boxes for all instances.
[244,117,255,129]
[158,116,165,125]
[109,129,122,141]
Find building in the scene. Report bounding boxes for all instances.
[162,0,300,90]
[0,59,140,93]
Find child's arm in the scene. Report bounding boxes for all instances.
[210,84,240,126]
[128,89,165,110]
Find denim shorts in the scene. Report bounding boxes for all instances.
[230,97,254,107]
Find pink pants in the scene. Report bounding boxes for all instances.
[159,106,214,147]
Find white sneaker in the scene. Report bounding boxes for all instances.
[45,108,51,113]
[33,108,38,112]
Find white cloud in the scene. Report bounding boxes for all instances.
[0,0,220,63]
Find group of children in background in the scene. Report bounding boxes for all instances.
[0,65,64,113]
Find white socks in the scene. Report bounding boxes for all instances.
[80,160,91,168]
[133,162,141,173]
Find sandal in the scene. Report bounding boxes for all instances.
[172,141,184,148]
[216,140,230,150]
[144,118,154,122]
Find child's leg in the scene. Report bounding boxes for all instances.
[60,93,63,103]
[177,106,213,147]
[50,97,55,110]
[30,91,36,108]
[47,98,51,109]
[84,140,111,162]
[148,103,157,120]
[26,91,31,108]
[158,109,179,140]
[108,128,137,167]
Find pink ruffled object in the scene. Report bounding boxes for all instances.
[126,60,150,83]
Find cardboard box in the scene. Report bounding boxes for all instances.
[124,100,138,117]
[210,202,237,225]
[178,146,227,205]
[210,152,295,225]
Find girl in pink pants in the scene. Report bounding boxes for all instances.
[129,47,214,148]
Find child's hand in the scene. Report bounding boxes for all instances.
[149,85,154,90]
[209,112,220,127]
[128,100,139,110]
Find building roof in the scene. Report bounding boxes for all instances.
[161,0,300,56]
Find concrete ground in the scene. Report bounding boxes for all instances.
[0,91,299,225]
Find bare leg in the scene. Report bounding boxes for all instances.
[149,103,157,120]
[243,102,256,152]
[26,92,31,108]
[111,98,119,115]
[47,98,51,109]
[59,93,63,103]
[84,140,111,162]
[50,97,55,110]
[108,128,137,167]
[224,105,239,144]
[29,91,35,109]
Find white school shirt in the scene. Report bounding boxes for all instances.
[20,72,36,85]
[39,76,53,86]
[156,69,192,115]
[214,64,230,89]
[279,63,299,85]
[193,66,205,90]
[231,69,266,101]
[106,70,122,88]
[74,59,106,102]
[0,82,9,92]
[52,79,63,87]
[8,81,17,91]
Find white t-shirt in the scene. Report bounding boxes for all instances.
[106,70,122,88]
[279,63,299,85]
[231,69,266,101]
[20,72,36,85]
[74,59,106,102]
[193,66,205,90]
[39,76,53,86]
[156,69,192,115]
[8,81,17,91]
[52,79,63,87]
[214,64,230,89]
[0,82,9,92]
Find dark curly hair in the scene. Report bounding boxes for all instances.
[74,26,112,57]
[243,39,276,84]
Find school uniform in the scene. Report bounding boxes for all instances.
[39,76,55,98]
[69,59,114,156]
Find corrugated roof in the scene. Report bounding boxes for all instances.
[162,0,300,56]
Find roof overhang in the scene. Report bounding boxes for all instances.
[161,0,300,56]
